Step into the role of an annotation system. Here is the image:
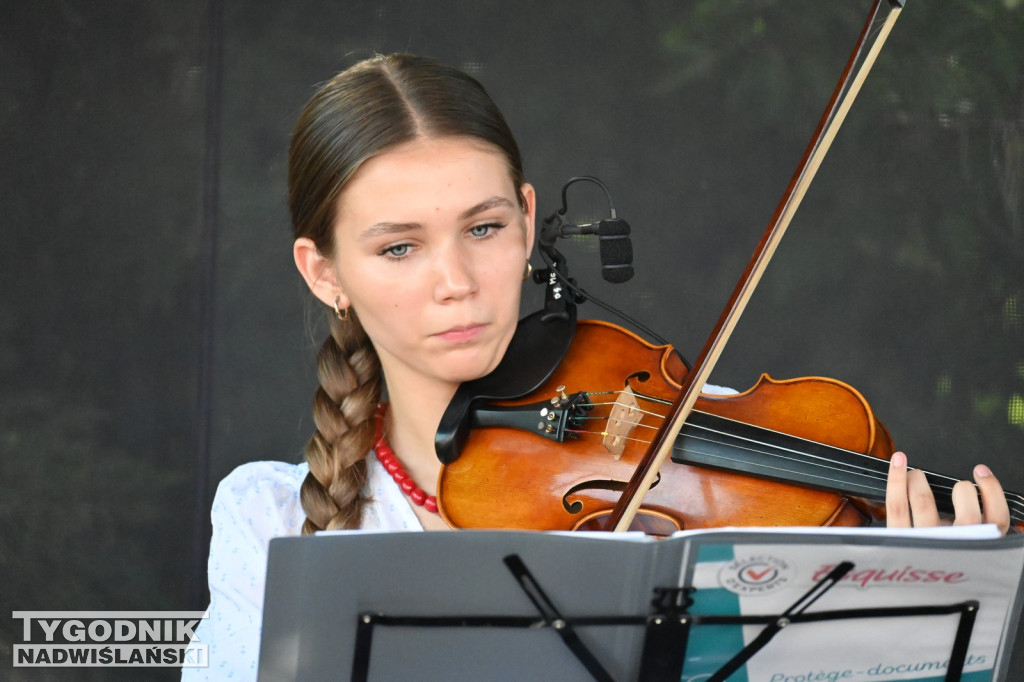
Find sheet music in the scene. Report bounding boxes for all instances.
[680,530,1024,681]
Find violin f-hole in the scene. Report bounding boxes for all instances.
[561,474,677,536]
[573,506,681,537]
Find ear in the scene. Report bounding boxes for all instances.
[293,237,349,309]
[519,182,537,254]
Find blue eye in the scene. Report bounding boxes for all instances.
[469,223,503,238]
[383,244,411,259]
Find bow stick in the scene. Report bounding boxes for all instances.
[605,0,906,532]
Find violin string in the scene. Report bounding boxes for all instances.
[682,412,1024,517]
[572,390,1024,519]
[679,426,1024,518]
[580,390,966,487]
[583,389,1024,516]
[566,424,899,497]
[574,400,902,490]
[566,423,1024,519]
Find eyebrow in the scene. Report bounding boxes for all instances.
[358,221,422,241]
[358,196,516,241]
[458,196,515,220]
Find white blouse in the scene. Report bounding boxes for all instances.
[184,385,736,680]
[183,458,422,681]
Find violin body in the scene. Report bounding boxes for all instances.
[437,320,893,533]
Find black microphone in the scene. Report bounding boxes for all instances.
[557,219,634,283]
[595,219,633,283]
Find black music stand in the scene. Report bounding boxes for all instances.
[257,529,1024,681]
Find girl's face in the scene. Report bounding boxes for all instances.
[326,136,535,395]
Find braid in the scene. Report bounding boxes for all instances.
[300,312,382,533]
[290,54,525,531]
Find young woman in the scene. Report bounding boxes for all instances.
[184,54,1010,681]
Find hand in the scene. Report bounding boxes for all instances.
[885,452,1010,534]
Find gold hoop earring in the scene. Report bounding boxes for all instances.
[333,297,349,322]
[523,261,533,281]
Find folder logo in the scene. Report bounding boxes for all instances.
[717,555,794,595]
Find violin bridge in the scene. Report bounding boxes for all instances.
[603,386,641,460]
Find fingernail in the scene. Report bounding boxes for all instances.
[890,452,906,468]
[975,464,992,478]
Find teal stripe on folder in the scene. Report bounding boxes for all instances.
[684,544,747,681]
[696,542,735,564]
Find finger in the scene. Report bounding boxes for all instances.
[885,452,911,528]
[974,464,1011,534]
[907,468,941,527]
[950,480,983,526]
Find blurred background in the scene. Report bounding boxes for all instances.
[2,1,1022,679]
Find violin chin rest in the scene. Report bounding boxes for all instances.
[434,307,576,464]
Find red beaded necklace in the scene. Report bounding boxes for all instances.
[373,404,439,514]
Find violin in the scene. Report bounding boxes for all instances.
[434,319,1024,534]
[432,1,1023,534]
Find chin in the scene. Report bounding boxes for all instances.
[439,350,506,385]
[443,363,498,385]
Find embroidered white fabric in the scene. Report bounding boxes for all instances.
[183,383,736,680]
[182,458,422,681]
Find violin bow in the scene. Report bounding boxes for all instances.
[605,0,906,532]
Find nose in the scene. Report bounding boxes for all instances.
[433,241,478,302]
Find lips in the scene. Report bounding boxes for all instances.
[433,323,487,344]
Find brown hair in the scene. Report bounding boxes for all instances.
[289,54,525,532]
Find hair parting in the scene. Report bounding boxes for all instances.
[290,54,525,531]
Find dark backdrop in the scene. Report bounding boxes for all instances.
[2,1,1022,679]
